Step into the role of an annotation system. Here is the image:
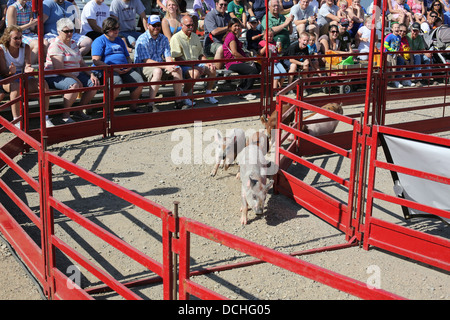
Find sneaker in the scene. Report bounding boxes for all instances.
[174,101,185,109]
[239,93,257,100]
[14,122,20,129]
[184,99,196,107]
[46,119,55,128]
[148,104,160,112]
[181,104,190,110]
[204,96,219,104]
[415,81,423,87]
[402,80,413,87]
[62,117,75,124]
[393,81,403,88]
[73,111,91,120]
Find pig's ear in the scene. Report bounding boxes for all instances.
[248,177,258,188]
[265,179,274,191]
[214,130,222,142]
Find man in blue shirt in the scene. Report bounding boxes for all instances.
[134,15,184,111]
[43,0,92,56]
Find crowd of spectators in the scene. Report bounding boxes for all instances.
[0,0,445,125]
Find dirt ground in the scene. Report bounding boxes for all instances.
[0,92,449,300]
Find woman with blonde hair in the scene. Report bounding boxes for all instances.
[0,25,52,127]
[162,0,183,41]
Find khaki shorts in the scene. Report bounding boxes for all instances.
[142,66,175,81]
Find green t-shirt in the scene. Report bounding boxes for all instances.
[228,1,245,20]
[261,12,290,49]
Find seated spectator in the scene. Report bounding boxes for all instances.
[261,0,293,50]
[162,0,182,41]
[407,0,426,24]
[421,10,439,33]
[280,0,298,15]
[356,16,377,60]
[347,0,364,37]
[43,0,92,56]
[228,0,249,27]
[248,0,266,23]
[430,0,444,20]
[134,15,184,111]
[204,0,230,68]
[44,18,99,123]
[317,0,340,35]
[109,0,148,52]
[307,32,319,71]
[336,0,350,21]
[318,23,347,55]
[192,0,215,31]
[223,18,260,100]
[291,0,319,42]
[389,0,413,26]
[80,0,111,41]
[383,22,414,88]
[406,22,433,86]
[398,23,414,85]
[246,16,263,55]
[258,28,286,89]
[170,15,219,106]
[6,0,41,64]
[0,25,52,127]
[337,18,353,52]
[91,16,144,113]
[283,31,310,91]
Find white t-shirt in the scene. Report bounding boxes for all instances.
[317,3,339,27]
[357,25,371,57]
[80,0,111,35]
[109,0,146,32]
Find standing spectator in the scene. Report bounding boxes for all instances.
[0,25,52,127]
[134,15,184,111]
[406,22,433,86]
[43,0,92,56]
[317,0,340,35]
[161,0,182,41]
[170,15,219,106]
[204,0,230,68]
[224,18,260,100]
[80,0,111,41]
[6,0,40,64]
[291,0,318,42]
[356,16,377,60]
[91,16,145,113]
[109,0,148,52]
[44,18,99,123]
[261,0,293,50]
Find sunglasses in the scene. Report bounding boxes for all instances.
[61,29,74,34]
[330,30,338,33]
[151,23,161,28]
[218,3,227,6]
[399,30,406,33]
[12,36,22,40]
[431,15,438,18]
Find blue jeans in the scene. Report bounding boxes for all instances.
[413,54,431,78]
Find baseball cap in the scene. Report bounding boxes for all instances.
[148,15,161,25]
[411,22,421,30]
[339,18,349,26]
[249,16,258,23]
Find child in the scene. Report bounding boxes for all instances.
[246,16,263,55]
[259,28,287,88]
[356,16,376,60]
[398,23,414,87]
[228,0,249,28]
[391,0,414,26]
[407,0,426,23]
[347,0,365,37]
[307,32,319,71]
[283,32,311,94]
[337,0,350,20]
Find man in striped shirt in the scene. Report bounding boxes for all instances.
[134,15,184,111]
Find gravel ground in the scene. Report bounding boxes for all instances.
[0,95,449,301]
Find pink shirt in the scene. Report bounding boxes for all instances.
[45,38,82,77]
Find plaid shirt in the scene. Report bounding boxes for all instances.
[134,31,171,64]
[7,1,33,34]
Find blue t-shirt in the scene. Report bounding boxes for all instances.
[383,33,401,52]
[43,0,78,35]
[91,35,130,65]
